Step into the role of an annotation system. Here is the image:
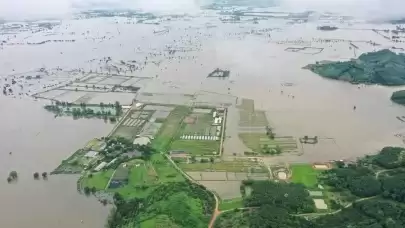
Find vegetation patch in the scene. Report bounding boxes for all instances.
[170,140,220,156]
[305,49,405,86]
[373,146,405,169]
[290,164,321,188]
[110,154,184,199]
[214,210,250,228]
[219,198,244,211]
[44,101,122,120]
[106,181,215,228]
[214,146,405,228]
[179,159,268,173]
[391,90,405,105]
[239,133,297,154]
[152,106,191,152]
[82,169,114,190]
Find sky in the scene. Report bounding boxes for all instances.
[0,0,404,21]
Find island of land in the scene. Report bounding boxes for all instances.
[391,90,405,105]
[305,49,405,86]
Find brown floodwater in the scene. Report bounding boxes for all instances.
[0,96,113,228]
[2,10,405,226]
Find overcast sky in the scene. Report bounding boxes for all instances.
[0,0,404,21]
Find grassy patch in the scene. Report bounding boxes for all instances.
[109,154,184,199]
[152,153,185,183]
[152,106,191,152]
[219,198,244,211]
[82,169,114,190]
[170,140,220,156]
[290,164,320,188]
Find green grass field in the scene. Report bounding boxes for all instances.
[170,140,220,156]
[290,164,320,188]
[151,153,185,183]
[107,155,185,199]
[219,198,243,211]
[82,169,114,190]
[152,106,190,152]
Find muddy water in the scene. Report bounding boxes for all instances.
[2,12,405,226]
[0,96,112,228]
[213,24,405,162]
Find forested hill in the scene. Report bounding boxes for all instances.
[305,49,405,86]
[391,90,405,105]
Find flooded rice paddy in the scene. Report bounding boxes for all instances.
[2,6,405,227]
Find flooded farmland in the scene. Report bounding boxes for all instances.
[2,2,405,227]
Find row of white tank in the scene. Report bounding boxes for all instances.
[180,135,219,140]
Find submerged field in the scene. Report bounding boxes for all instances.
[238,133,298,154]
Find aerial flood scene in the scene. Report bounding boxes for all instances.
[4,0,405,227]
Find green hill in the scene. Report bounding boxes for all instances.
[391,90,405,105]
[305,49,405,86]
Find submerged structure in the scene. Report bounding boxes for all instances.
[317,26,338,31]
[207,68,230,78]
